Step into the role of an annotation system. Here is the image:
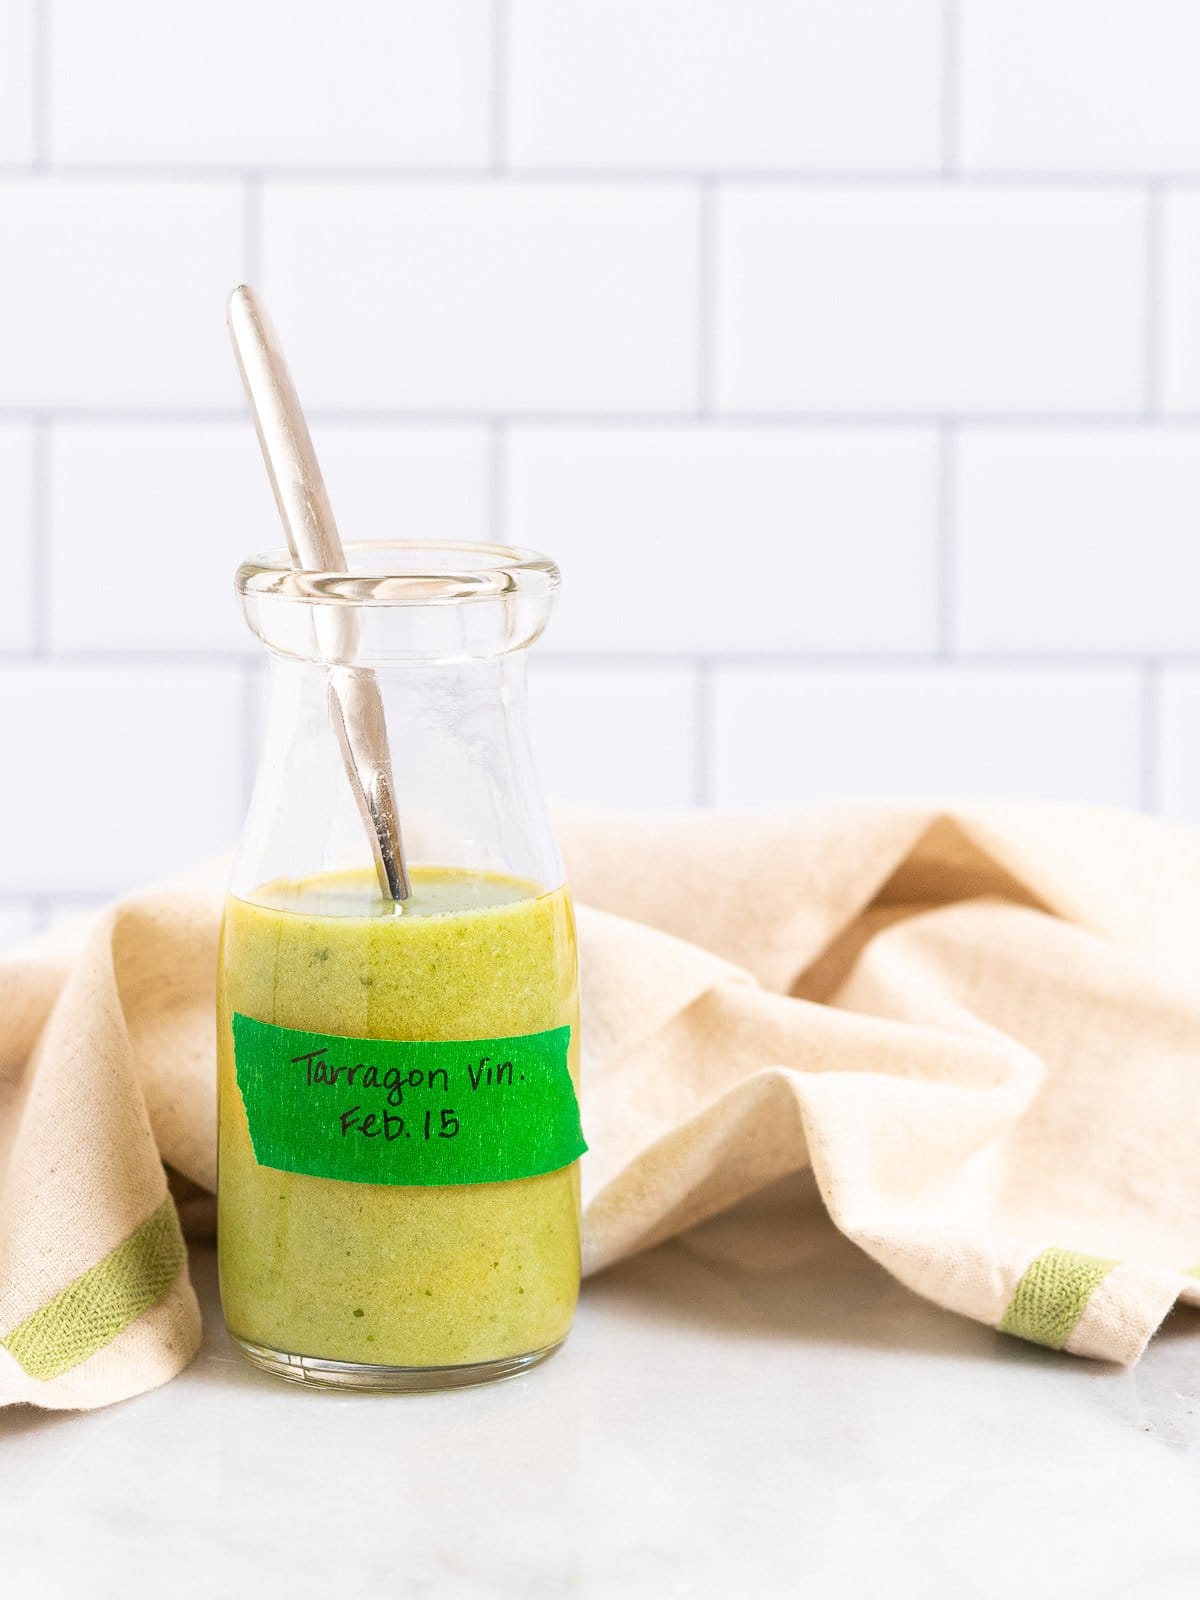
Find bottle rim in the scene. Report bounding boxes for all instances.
[236,539,561,608]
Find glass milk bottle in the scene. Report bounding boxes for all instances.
[217,541,584,1390]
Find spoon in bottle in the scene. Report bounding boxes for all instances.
[226,284,411,906]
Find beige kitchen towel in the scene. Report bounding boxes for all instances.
[3,802,1200,1410]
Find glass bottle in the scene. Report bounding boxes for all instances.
[217,541,583,1391]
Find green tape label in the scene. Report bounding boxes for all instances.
[232,1013,585,1188]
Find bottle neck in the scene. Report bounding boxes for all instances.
[231,650,562,906]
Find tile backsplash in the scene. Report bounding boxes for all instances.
[3,0,1200,932]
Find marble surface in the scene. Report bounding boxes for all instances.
[3,1174,1200,1599]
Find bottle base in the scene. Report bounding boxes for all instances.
[231,1334,565,1392]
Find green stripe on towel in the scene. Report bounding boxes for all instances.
[2,1198,186,1381]
[998,1247,1116,1351]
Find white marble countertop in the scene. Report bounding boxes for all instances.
[3,1174,1199,1599]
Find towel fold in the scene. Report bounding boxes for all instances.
[4,802,1199,1409]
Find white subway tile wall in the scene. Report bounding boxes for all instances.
[1,0,1199,940]
[959,0,1200,173]
[1162,192,1200,413]
[507,0,944,171]
[0,666,245,894]
[530,663,699,807]
[0,424,35,654]
[0,182,245,408]
[1157,669,1200,822]
[48,421,492,652]
[0,905,36,945]
[953,430,1200,653]
[50,1,491,168]
[261,183,699,411]
[709,667,1144,809]
[715,187,1147,414]
[506,426,940,652]
[0,2,34,164]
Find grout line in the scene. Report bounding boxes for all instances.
[4,407,1196,429]
[490,0,509,174]
[488,418,507,542]
[0,406,249,424]
[692,660,714,806]
[30,416,51,655]
[936,422,957,657]
[696,178,717,415]
[4,163,1200,187]
[705,410,1160,428]
[0,646,1196,669]
[31,0,50,166]
[1140,660,1161,812]
[1144,183,1164,417]
[243,171,265,287]
[538,650,1175,669]
[0,887,110,908]
[940,0,959,178]
[0,164,493,184]
[3,647,256,666]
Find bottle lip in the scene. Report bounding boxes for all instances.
[236,539,561,608]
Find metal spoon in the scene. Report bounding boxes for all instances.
[226,284,410,905]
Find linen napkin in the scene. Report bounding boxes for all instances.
[3,802,1199,1410]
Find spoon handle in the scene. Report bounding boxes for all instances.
[227,284,410,904]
